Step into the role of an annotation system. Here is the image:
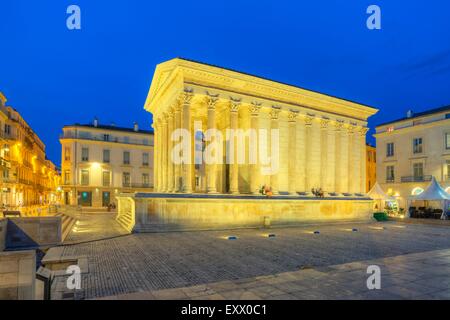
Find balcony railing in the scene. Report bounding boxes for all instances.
[122,183,152,188]
[400,175,432,183]
[60,133,153,147]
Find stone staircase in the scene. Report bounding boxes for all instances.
[116,210,134,232]
[55,213,77,241]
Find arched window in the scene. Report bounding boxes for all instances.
[411,187,424,196]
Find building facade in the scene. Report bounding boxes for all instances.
[0,92,61,208]
[375,106,450,208]
[366,143,376,192]
[60,120,154,207]
[116,58,378,232]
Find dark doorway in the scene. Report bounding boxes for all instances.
[78,191,92,207]
[102,191,111,207]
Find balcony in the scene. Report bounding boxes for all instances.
[400,175,432,183]
[60,133,153,147]
[122,183,152,188]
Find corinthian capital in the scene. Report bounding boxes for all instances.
[320,118,330,129]
[288,110,299,122]
[180,90,193,105]
[360,127,369,135]
[270,107,281,120]
[249,101,262,115]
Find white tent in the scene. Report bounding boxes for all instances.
[410,177,450,219]
[367,182,395,211]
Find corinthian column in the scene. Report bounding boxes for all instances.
[351,126,362,194]
[309,117,321,190]
[206,96,218,193]
[304,115,313,192]
[250,103,261,194]
[296,115,306,192]
[161,114,168,192]
[334,121,344,193]
[288,111,298,195]
[167,109,175,192]
[347,124,355,193]
[360,127,369,193]
[229,100,240,194]
[153,119,160,192]
[326,121,336,193]
[173,102,182,192]
[181,91,193,193]
[269,107,280,195]
[320,119,329,191]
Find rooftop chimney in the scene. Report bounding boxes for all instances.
[93,117,99,127]
[133,122,139,132]
[406,110,414,118]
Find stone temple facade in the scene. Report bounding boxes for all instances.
[116,58,378,232]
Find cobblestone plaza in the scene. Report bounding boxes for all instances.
[50,214,450,300]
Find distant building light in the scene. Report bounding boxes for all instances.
[387,126,394,132]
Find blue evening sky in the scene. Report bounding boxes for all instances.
[1,0,450,166]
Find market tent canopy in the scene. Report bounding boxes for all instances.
[412,177,450,201]
[367,182,395,200]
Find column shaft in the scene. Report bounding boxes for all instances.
[229,102,240,194]
[288,112,298,194]
[174,105,182,192]
[206,98,218,193]
[161,116,168,192]
[304,116,313,191]
[270,108,280,195]
[250,104,261,194]
[167,111,174,192]
[182,93,193,193]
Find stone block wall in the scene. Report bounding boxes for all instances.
[0,250,36,300]
[6,217,62,249]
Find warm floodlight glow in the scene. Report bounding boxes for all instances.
[261,233,276,238]
[369,226,385,230]
[91,162,101,169]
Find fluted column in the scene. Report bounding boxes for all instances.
[181,91,193,193]
[334,122,344,193]
[270,107,280,195]
[340,125,350,193]
[206,97,218,193]
[229,101,240,194]
[326,121,336,193]
[161,114,168,192]
[360,127,368,193]
[167,109,175,192]
[296,115,306,192]
[288,111,298,195]
[320,119,329,191]
[173,103,182,192]
[352,126,362,194]
[347,125,355,193]
[309,117,321,190]
[304,116,313,191]
[153,119,160,192]
[250,103,261,194]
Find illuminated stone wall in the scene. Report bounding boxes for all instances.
[118,195,373,232]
